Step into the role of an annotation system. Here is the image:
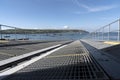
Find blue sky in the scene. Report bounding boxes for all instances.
[0,0,120,31]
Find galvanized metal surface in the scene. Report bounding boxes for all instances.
[81,39,112,50]
[2,40,109,80]
[81,40,120,80]
[0,41,69,60]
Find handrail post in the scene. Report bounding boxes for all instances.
[15,28,17,40]
[102,28,104,41]
[92,32,93,40]
[92,32,95,40]
[118,19,120,41]
[97,31,98,40]
[25,30,27,39]
[93,33,94,40]
[98,30,99,41]
[95,31,96,40]
[108,24,110,41]
[0,25,2,40]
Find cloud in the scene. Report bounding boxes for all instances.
[100,17,119,21]
[63,26,69,29]
[88,5,118,12]
[74,0,118,13]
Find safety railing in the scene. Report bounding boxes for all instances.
[0,24,28,40]
[0,24,29,40]
[86,19,120,41]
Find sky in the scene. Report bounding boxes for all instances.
[0,0,120,31]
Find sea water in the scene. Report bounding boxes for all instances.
[1,32,88,41]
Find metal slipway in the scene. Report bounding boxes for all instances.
[0,41,72,80]
[0,40,110,80]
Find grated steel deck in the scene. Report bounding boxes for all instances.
[2,41,109,80]
[0,41,69,60]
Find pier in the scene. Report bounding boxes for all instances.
[0,19,120,80]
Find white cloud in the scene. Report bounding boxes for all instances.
[64,26,69,29]
[74,0,118,13]
[88,5,118,12]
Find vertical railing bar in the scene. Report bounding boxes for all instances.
[95,32,96,40]
[15,28,17,40]
[25,29,27,39]
[93,33,94,40]
[102,28,103,41]
[103,27,104,41]
[0,25,2,40]
[108,24,110,41]
[94,32,95,40]
[98,30,100,41]
[97,31,99,40]
[118,19,120,41]
[97,30,98,41]
[99,29,102,40]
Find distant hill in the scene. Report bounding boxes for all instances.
[1,29,89,34]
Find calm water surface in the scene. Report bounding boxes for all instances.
[1,32,88,41]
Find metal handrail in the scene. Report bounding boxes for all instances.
[88,18,120,41]
[0,24,27,40]
[0,24,21,29]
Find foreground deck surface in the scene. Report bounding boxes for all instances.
[2,40,109,80]
[0,40,69,60]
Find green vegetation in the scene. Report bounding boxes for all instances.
[1,29,89,34]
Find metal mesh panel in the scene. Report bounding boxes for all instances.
[2,41,109,80]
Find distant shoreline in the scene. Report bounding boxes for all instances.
[1,29,89,34]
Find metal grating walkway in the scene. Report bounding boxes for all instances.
[2,41,109,80]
